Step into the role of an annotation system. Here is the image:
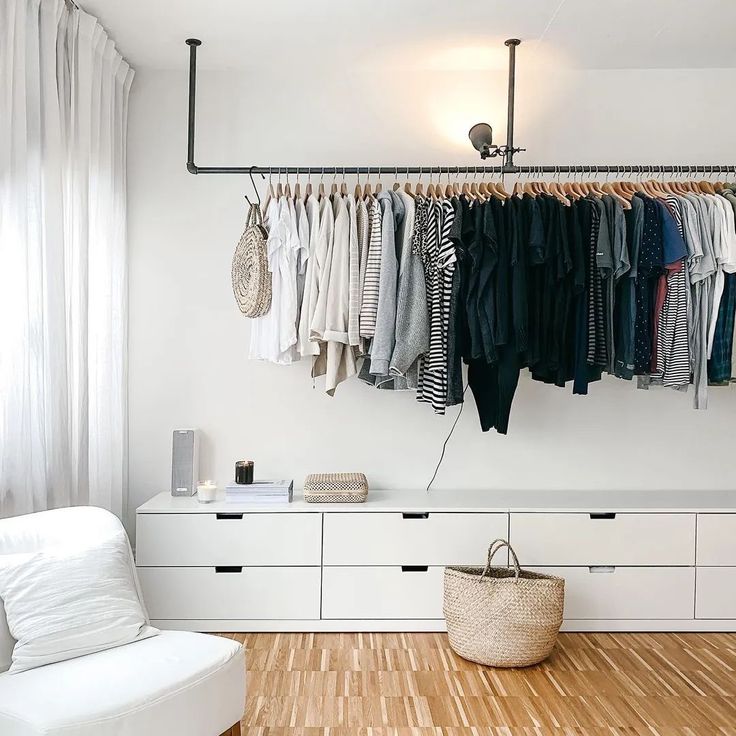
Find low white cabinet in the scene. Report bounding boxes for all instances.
[135,490,736,632]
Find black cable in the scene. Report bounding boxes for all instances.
[426,385,469,492]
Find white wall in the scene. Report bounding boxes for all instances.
[126,64,736,527]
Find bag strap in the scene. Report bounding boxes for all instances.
[479,538,521,581]
[246,202,262,228]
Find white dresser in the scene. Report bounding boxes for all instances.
[135,490,736,633]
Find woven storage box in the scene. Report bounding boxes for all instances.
[444,539,564,668]
[303,473,368,503]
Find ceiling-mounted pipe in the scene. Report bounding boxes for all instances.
[185,38,201,174]
[504,38,521,169]
[181,39,734,177]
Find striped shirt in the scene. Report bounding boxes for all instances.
[586,203,606,366]
[656,197,690,388]
[417,197,456,414]
[359,197,382,338]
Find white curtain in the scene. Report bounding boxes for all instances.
[0,0,134,518]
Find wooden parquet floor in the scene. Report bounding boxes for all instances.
[217,632,736,736]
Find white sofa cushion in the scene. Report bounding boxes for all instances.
[0,528,157,673]
[0,630,245,736]
[0,507,154,673]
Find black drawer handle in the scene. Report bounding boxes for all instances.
[402,512,429,520]
[216,513,243,520]
[589,512,616,520]
[215,566,243,573]
[401,565,429,572]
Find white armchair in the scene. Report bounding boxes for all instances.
[0,507,245,736]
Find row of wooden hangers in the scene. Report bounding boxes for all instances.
[258,168,733,212]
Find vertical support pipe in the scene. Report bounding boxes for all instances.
[504,38,521,170]
[185,39,202,174]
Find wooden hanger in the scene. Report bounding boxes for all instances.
[496,180,510,199]
[318,169,326,199]
[263,171,275,210]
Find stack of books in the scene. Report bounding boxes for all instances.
[224,480,293,504]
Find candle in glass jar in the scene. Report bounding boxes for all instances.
[196,480,217,503]
[235,460,254,485]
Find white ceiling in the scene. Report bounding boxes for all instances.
[81,0,736,72]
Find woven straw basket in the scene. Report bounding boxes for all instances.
[444,539,564,668]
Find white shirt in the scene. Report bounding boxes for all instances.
[248,197,300,364]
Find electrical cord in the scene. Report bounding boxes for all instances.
[426,385,469,492]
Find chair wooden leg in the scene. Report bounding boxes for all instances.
[220,724,241,736]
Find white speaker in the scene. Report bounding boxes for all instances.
[171,429,199,496]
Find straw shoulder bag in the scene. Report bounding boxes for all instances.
[444,539,564,668]
[232,202,271,317]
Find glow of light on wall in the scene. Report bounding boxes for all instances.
[420,45,510,71]
[426,79,506,152]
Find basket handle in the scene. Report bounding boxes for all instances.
[246,202,262,227]
[480,539,521,581]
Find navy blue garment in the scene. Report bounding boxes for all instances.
[708,272,736,383]
[614,196,644,379]
[573,198,599,395]
[633,194,664,375]
[656,200,687,265]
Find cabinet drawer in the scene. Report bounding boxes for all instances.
[137,566,320,620]
[322,566,444,619]
[696,568,736,619]
[323,513,507,566]
[697,515,736,565]
[136,512,321,566]
[511,513,695,566]
[530,566,694,620]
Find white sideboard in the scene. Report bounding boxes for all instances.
[135,489,736,633]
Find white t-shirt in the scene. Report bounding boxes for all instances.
[248,197,300,364]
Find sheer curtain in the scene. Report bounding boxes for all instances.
[0,0,134,518]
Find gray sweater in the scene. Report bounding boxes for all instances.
[390,189,428,386]
[367,191,400,378]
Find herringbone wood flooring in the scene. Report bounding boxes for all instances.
[217,632,736,735]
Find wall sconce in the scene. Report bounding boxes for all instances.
[468,123,497,159]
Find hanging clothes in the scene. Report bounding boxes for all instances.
[246,176,736,431]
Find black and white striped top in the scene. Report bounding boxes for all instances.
[657,197,690,388]
[416,197,457,414]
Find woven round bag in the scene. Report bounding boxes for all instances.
[444,539,564,668]
[232,203,271,317]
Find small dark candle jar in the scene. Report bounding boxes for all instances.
[235,460,254,484]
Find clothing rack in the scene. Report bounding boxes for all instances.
[183,38,736,178]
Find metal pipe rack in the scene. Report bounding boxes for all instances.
[184,38,736,178]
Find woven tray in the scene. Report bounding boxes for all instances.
[304,473,368,503]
